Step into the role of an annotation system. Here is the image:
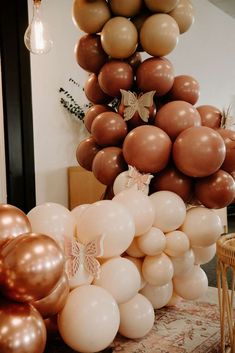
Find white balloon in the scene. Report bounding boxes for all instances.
[137,227,166,256]
[94,257,141,304]
[113,171,149,195]
[126,237,145,258]
[140,281,173,309]
[165,230,190,257]
[193,244,216,265]
[71,204,90,221]
[142,253,174,286]
[119,294,155,339]
[125,256,146,290]
[171,249,195,277]
[150,191,186,232]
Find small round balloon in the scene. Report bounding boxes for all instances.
[137,227,166,256]
[144,0,179,12]
[169,0,195,34]
[164,230,190,257]
[193,244,216,265]
[126,237,145,258]
[84,73,112,104]
[110,0,143,17]
[168,75,200,105]
[76,137,101,171]
[197,105,222,129]
[217,128,235,173]
[140,281,173,309]
[171,249,195,276]
[142,253,174,286]
[84,104,112,133]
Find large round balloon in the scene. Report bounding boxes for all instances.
[98,60,134,97]
[101,17,138,59]
[140,14,180,57]
[110,0,143,17]
[217,128,235,173]
[75,34,108,74]
[155,100,201,140]
[76,137,101,171]
[140,281,173,309]
[144,0,179,13]
[169,0,195,34]
[195,169,235,209]
[92,147,127,185]
[123,125,172,173]
[72,0,111,33]
[168,75,200,105]
[136,57,174,96]
[196,105,222,129]
[142,253,174,286]
[84,74,112,104]
[173,126,226,177]
[0,204,31,248]
[84,104,112,133]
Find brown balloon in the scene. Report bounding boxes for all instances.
[217,128,235,173]
[136,57,174,96]
[102,185,115,200]
[155,100,201,140]
[32,272,69,319]
[123,125,172,173]
[0,204,32,249]
[75,34,108,74]
[197,105,222,129]
[144,0,179,13]
[0,233,65,302]
[91,112,128,147]
[169,0,195,34]
[150,165,193,202]
[92,147,127,185]
[195,169,235,209]
[110,0,143,17]
[0,298,46,353]
[98,60,134,97]
[168,75,200,105]
[125,52,142,71]
[76,137,102,171]
[84,74,112,104]
[173,126,226,177]
[84,104,112,132]
[44,316,58,337]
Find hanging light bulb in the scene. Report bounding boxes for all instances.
[24,0,53,55]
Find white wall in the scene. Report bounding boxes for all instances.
[29,0,235,207]
[0,58,7,204]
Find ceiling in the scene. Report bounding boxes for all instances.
[208,0,235,18]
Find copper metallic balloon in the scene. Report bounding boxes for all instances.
[168,75,200,105]
[150,165,193,202]
[0,204,32,248]
[144,0,179,13]
[217,128,235,173]
[169,0,195,34]
[173,126,226,177]
[72,0,111,33]
[123,125,172,173]
[92,147,127,185]
[140,14,180,57]
[32,272,69,319]
[0,233,65,302]
[75,34,108,74]
[110,0,143,17]
[85,74,112,104]
[101,17,138,59]
[196,105,222,129]
[136,57,174,96]
[84,104,112,133]
[125,52,142,72]
[91,112,128,147]
[195,170,235,209]
[155,100,201,140]
[76,137,102,171]
[98,60,134,97]
[0,298,46,353]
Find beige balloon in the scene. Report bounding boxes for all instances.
[113,172,149,196]
[137,227,166,256]
[119,294,155,339]
[72,0,111,33]
[193,244,216,265]
[94,257,141,304]
[126,237,145,258]
[142,253,174,286]
[166,292,182,306]
[140,14,180,57]
[110,0,143,17]
[144,0,179,13]
[58,285,120,352]
[125,256,146,290]
[169,0,195,34]
[171,249,195,277]
[140,281,173,309]
[164,230,190,257]
[101,17,138,59]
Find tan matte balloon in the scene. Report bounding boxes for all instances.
[110,0,143,17]
[0,204,31,248]
[144,0,179,13]
[169,0,195,34]
[0,299,46,353]
[101,17,138,59]
[72,0,111,33]
[140,14,180,57]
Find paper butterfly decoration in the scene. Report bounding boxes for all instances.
[64,235,105,279]
[127,165,153,192]
[120,89,156,122]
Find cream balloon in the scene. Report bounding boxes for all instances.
[173,265,208,300]
[58,285,120,353]
[137,227,166,256]
[140,281,173,309]
[119,294,154,339]
[144,0,179,12]
[71,204,90,221]
[164,230,190,257]
[126,237,145,258]
[142,253,174,286]
[166,292,182,306]
[150,191,186,233]
[68,264,93,290]
[113,171,149,196]
[77,200,135,257]
[171,249,195,276]
[180,207,223,247]
[193,244,216,265]
[27,203,76,248]
[125,256,146,290]
[94,257,141,304]
[113,189,155,236]
[169,0,195,34]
